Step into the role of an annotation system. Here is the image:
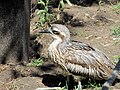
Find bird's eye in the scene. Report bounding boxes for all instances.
[52,30,60,35]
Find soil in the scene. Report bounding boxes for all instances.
[0,3,120,90]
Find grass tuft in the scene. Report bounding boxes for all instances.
[27,58,44,67]
[111,25,120,37]
[112,2,120,14]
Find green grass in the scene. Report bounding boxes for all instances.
[112,2,120,14]
[36,0,73,26]
[85,80,102,90]
[111,2,120,37]
[37,0,54,26]
[58,80,102,90]
[27,58,44,67]
[111,25,120,45]
[111,25,120,37]
[98,0,105,11]
[112,55,120,65]
[110,24,120,64]
[59,0,72,10]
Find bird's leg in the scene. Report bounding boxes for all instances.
[66,75,70,89]
[73,75,83,90]
[66,75,75,90]
[77,81,82,90]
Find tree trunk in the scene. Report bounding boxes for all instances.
[0,0,30,65]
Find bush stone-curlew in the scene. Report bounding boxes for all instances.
[39,24,114,88]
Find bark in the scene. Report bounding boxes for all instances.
[0,0,30,65]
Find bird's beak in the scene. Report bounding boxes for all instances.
[38,29,51,33]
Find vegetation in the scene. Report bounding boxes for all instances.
[111,2,120,61]
[86,83,101,90]
[112,2,120,14]
[59,0,72,10]
[36,0,72,26]
[111,25,120,37]
[27,58,44,67]
[57,80,101,90]
[37,0,54,26]
[111,25,120,63]
[110,23,120,46]
[98,0,105,10]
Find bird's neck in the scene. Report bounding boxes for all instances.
[50,39,62,48]
[49,39,70,50]
[48,39,62,51]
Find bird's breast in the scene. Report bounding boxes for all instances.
[48,45,58,63]
[48,42,68,71]
[48,43,63,63]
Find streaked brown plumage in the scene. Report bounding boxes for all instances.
[41,24,114,80]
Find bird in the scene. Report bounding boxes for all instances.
[39,24,114,85]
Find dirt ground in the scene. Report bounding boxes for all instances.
[0,3,120,90]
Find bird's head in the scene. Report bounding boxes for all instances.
[40,24,71,42]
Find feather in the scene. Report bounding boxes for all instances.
[47,24,113,80]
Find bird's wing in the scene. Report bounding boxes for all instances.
[61,41,113,79]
